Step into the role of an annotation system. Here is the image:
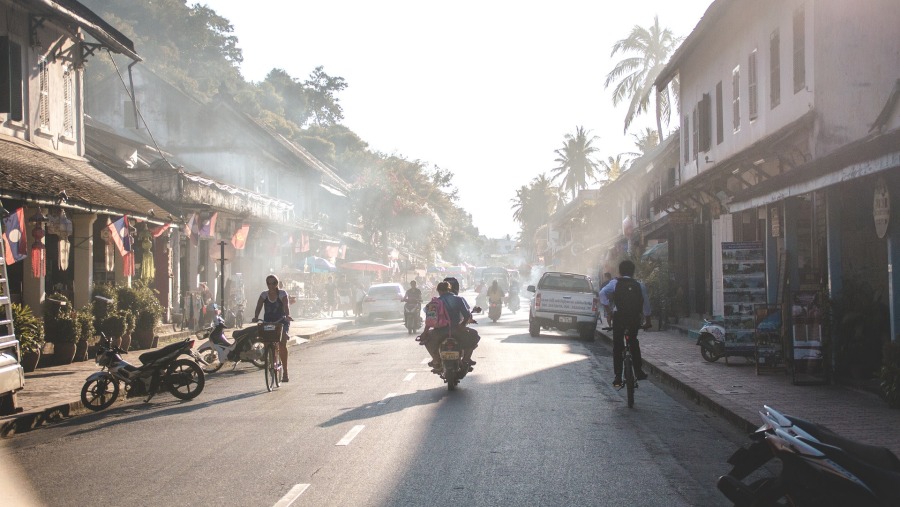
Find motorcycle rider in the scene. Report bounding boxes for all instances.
[599,260,651,387]
[402,280,423,328]
[418,281,473,372]
[487,280,505,305]
[443,276,481,365]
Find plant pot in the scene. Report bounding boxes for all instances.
[134,329,154,350]
[21,350,40,372]
[53,342,77,365]
[74,340,88,362]
[120,333,132,352]
[87,345,99,360]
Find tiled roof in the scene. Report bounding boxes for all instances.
[0,137,160,219]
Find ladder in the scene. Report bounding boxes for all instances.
[0,210,23,416]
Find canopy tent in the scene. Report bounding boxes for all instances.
[340,260,391,272]
[303,256,336,273]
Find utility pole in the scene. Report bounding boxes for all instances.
[219,241,227,310]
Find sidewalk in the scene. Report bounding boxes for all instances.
[596,327,900,456]
[0,317,354,437]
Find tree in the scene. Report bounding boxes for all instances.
[551,126,601,200]
[511,174,564,258]
[604,16,681,140]
[598,154,630,182]
[631,127,659,154]
[304,66,347,127]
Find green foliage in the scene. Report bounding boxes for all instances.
[115,282,162,332]
[880,341,900,409]
[43,293,78,344]
[101,312,127,339]
[551,126,602,200]
[12,303,43,353]
[75,304,97,345]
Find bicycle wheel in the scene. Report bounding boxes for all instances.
[624,355,635,408]
[265,344,278,392]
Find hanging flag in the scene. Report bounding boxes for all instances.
[184,213,199,245]
[150,223,171,238]
[123,252,135,277]
[300,232,310,253]
[3,207,27,265]
[199,212,218,238]
[106,216,129,257]
[231,223,249,250]
[30,225,45,277]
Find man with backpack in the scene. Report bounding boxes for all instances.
[599,260,651,387]
[417,281,473,372]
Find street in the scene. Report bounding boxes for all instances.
[2,295,745,507]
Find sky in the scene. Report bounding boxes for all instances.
[200,0,714,239]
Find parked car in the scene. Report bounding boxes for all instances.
[527,271,598,340]
[361,283,405,323]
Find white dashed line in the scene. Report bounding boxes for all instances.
[378,393,397,405]
[403,373,416,381]
[336,425,365,446]
[421,358,431,364]
[273,483,310,507]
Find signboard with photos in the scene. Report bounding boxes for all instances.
[722,242,767,354]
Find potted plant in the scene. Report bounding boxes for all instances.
[43,293,78,365]
[12,303,44,372]
[74,304,95,362]
[120,310,135,352]
[101,311,126,349]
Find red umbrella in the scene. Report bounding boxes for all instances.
[340,260,391,272]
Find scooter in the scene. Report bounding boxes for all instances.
[195,314,266,373]
[403,301,421,334]
[696,317,726,362]
[488,299,502,322]
[718,405,900,506]
[81,335,205,411]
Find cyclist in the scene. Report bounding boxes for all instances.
[252,274,294,382]
[599,260,651,388]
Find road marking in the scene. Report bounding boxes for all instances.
[378,393,396,405]
[421,357,431,364]
[403,373,416,381]
[336,425,365,446]
[273,483,310,507]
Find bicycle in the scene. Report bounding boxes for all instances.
[257,321,283,391]
[603,321,651,408]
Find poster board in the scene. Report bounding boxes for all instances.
[722,242,767,355]
[790,290,827,384]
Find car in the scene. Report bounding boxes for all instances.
[360,283,405,323]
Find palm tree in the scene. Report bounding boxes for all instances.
[511,174,564,256]
[551,126,601,200]
[598,154,631,183]
[632,127,659,154]
[604,16,681,140]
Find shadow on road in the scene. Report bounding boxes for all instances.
[318,387,455,428]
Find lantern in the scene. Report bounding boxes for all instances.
[57,210,72,270]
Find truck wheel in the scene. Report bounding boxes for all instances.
[529,319,540,337]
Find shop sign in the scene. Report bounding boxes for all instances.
[770,206,781,238]
[874,178,890,239]
[668,211,694,225]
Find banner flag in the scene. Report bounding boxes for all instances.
[231,223,249,250]
[3,207,27,265]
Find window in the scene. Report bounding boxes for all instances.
[38,57,49,129]
[770,29,781,108]
[748,50,758,120]
[716,81,724,144]
[683,114,690,163]
[692,107,699,160]
[699,93,711,152]
[793,6,806,93]
[63,65,74,138]
[0,37,23,122]
[732,66,741,131]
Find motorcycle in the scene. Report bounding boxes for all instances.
[696,317,727,362]
[223,302,245,328]
[195,314,266,373]
[80,336,205,411]
[488,299,502,322]
[507,290,520,313]
[436,334,472,391]
[717,405,900,506]
[403,301,422,334]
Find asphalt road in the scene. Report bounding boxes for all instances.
[2,295,746,506]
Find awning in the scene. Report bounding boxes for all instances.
[320,183,347,198]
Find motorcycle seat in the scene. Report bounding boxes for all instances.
[139,340,189,365]
[807,439,900,503]
[788,415,900,471]
[232,327,258,341]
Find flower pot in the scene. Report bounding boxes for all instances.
[21,350,40,372]
[54,342,77,365]
[120,333,132,352]
[134,329,154,350]
[74,340,88,362]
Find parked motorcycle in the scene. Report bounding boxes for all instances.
[717,405,900,506]
[195,315,266,373]
[488,299,502,322]
[403,302,422,334]
[696,317,726,362]
[80,336,205,411]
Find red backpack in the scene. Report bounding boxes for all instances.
[423,296,451,329]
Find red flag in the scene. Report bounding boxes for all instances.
[3,207,27,265]
[123,252,135,277]
[231,223,249,250]
[199,212,218,238]
[150,223,171,238]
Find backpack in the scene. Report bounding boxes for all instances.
[424,296,451,329]
[613,277,643,321]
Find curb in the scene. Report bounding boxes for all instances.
[594,329,758,434]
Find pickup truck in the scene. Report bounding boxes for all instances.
[527,272,599,340]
